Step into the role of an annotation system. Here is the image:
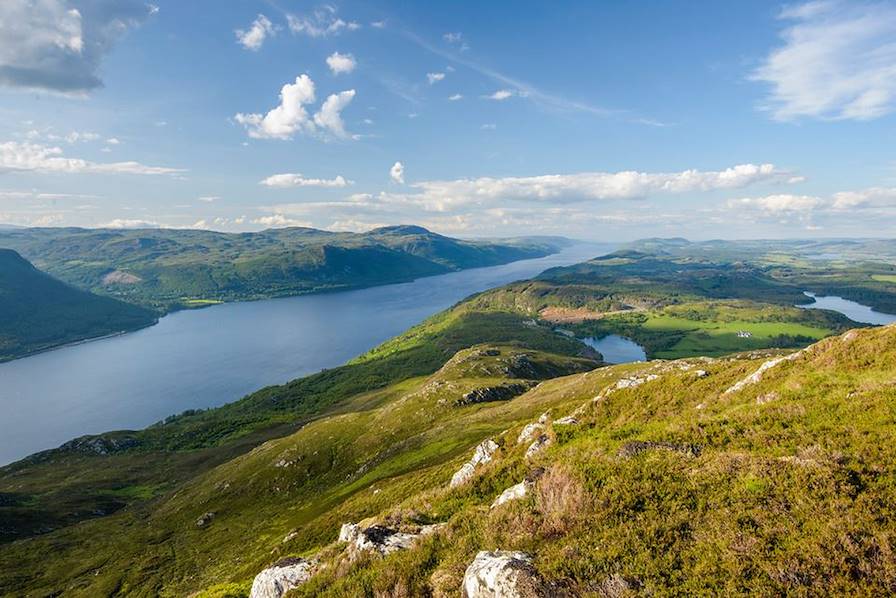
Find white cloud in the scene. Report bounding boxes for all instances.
[326,51,356,75]
[752,0,896,121]
[481,123,496,130]
[106,137,120,145]
[381,163,795,211]
[313,90,356,138]
[252,214,313,228]
[830,186,896,210]
[235,75,355,140]
[260,173,351,188]
[287,7,358,37]
[485,89,515,101]
[390,161,404,184]
[443,32,463,43]
[64,131,100,143]
[101,218,160,229]
[370,20,386,29]
[236,14,275,51]
[198,195,219,202]
[0,0,156,93]
[727,194,823,214]
[0,141,184,175]
[448,93,463,101]
[426,72,445,84]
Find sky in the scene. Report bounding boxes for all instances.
[1,0,895,241]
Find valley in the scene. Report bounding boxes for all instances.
[2,239,896,596]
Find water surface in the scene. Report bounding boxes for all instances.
[798,292,896,326]
[0,243,612,465]
[581,335,647,364]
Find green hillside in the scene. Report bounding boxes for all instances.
[0,250,156,362]
[2,245,896,596]
[0,225,566,312]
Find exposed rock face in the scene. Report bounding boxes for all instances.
[339,522,442,556]
[59,434,140,455]
[617,440,701,459]
[457,382,534,406]
[462,551,546,597]
[451,439,499,487]
[517,422,545,445]
[553,416,578,426]
[101,270,142,285]
[724,351,803,395]
[525,435,550,459]
[249,557,315,598]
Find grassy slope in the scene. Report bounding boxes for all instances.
[286,324,896,597]
[4,324,895,596]
[0,249,156,362]
[0,225,564,311]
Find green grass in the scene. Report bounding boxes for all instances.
[872,274,896,283]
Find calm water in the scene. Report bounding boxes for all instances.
[798,291,896,325]
[581,335,647,364]
[0,243,613,465]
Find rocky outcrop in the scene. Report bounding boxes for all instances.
[517,412,550,445]
[491,481,530,508]
[249,557,315,598]
[457,382,534,406]
[195,512,215,527]
[59,434,140,456]
[463,551,546,597]
[723,351,803,395]
[525,435,550,459]
[553,415,578,426]
[339,522,441,556]
[451,439,499,487]
[617,440,701,459]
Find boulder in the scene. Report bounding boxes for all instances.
[339,522,442,556]
[249,557,315,598]
[491,481,530,508]
[462,550,546,597]
[457,383,533,406]
[451,439,499,487]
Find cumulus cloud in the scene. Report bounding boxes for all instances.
[448,93,463,101]
[390,161,405,184]
[236,14,275,51]
[0,0,157,93]
[235,74,356,140]
[752,1,896,121]
[385,163,795,211]
[313,90,356,138]
[426,72,445,84]
[326,51,356,75]
[252,214,313,228]
[0,141,184,175]
[287,6,358,37]
[260,173,351,188]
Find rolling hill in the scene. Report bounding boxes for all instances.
[0,225,569,311]
[0,249,157,362]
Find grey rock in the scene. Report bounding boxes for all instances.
[249,557,315,598]
[462,550,547,597]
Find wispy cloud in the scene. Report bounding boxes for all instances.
[0,141,184,175]
[752,0,896,121]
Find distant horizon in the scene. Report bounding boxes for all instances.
[1,221,893,245]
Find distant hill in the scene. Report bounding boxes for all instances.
[0,249,156,362]
[0,225,568,311]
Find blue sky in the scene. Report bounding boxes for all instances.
[1,0,895,240]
